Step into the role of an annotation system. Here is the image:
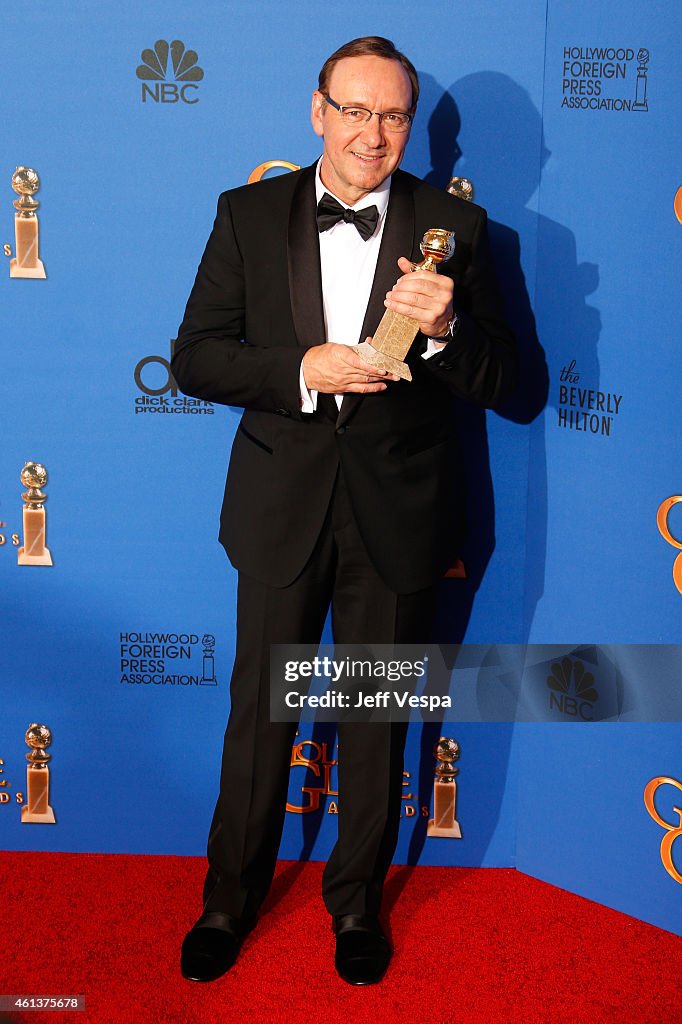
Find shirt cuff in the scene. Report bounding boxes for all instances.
[423,337,449,359]
[299,360,318,413]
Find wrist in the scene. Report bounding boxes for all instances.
[430,312,459,341]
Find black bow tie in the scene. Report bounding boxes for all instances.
[316,193,379,241]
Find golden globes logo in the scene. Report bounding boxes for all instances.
[285,738,417,818]
[644,777,682,884]
[247,161,300,184]
[675,186,682,226]
[286,739,338,814]
[656,496,682,594]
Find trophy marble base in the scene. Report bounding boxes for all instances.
[356,340,412,382]
[427,780,462,838]
[427,820,462,838]
[10,258,46,279]
[22,765,56,823]
[21,804,56,824]
[17,545,53,566]
[18,506,52,565]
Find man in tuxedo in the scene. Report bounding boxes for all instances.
[173,36,516,985]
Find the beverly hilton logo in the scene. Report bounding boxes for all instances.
[644,776,682,884]
[561,46,650,111]
[557,359,622,437]
[136,40,204,104]
[547,657,598,720]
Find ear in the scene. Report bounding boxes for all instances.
[311,90,326,138]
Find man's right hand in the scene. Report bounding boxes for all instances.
[302,340,399,394]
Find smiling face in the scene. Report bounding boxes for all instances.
[311,55,413,206]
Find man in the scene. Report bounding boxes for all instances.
[173,36,516,986]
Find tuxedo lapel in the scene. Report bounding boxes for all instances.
[287,164,325,348]
[337,170,415,428]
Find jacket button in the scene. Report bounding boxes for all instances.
[336,426,346,435]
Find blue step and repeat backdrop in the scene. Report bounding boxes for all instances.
[2,1,681,936]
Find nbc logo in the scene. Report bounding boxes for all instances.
[546,657,598,720]
[136,40,204,104]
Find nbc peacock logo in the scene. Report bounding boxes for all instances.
[136,40,204,104]
[546,656,599,720]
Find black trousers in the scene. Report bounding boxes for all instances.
[202,468,438,919]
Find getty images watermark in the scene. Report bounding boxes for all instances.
[277,648,444,719]
[270,644,682,723]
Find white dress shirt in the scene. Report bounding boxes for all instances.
[299,159,445,412]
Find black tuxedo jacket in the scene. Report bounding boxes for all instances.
[172,163,517,593]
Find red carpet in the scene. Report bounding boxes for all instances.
[3,852,680,1024]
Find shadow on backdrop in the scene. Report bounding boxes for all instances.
[404,71,555,879]
[289,72,600,894]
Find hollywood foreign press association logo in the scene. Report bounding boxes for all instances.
[136,39,204,104]
[561,45,650,112]
[119,631,218,687]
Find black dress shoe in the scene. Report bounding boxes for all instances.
[332,914,391,985]
[181,912,256,982]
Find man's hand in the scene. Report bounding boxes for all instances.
[302,342,400,393]
[384,256,454,341]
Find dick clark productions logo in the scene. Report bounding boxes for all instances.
[136,40,204,103]
[133,340,213,415]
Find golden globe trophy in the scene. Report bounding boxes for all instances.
[427,737,462,838]
[9,167,47,279]
[447,176,475,202]
[17,462,53,566]
[357,228,456,382]
[21,724,56,824]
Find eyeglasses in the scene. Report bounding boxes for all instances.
[323,95,413,133]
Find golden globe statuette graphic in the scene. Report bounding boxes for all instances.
[447,176,475,202]
[17,462,53,566]
[9,167,46,279]
[427,737,462,838]
[357,229,456,383]
[21,724,56,824]
[632,48,650,112]
[644,776,682,884]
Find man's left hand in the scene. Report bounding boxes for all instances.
[383,256,454,341]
